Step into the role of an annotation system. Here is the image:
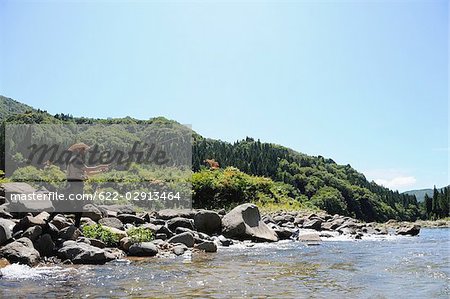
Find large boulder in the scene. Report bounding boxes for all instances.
[99,217,123,229]
[21,225,43,241]
[0,237,40,266]
[0,219,15,246]
[167,217,194,231]
[58,226,81,241]
[127,242,158,257]
[57,241,115,264]
[396,224,421,236]
[50,215,72,230]
[34,234,55,257]
[13,215,46,233]
[167,232,195,247]
[157,209,196,220]
[194,210,222,235]
[0,204,13,219]
[298,233,322,245]
[194,241,217,252]
[221,204,278,242]
[302,219,323,230]
[116,214,146,225]
[98,204,137,216]
[82,204,103,222]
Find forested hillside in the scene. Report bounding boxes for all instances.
[423,186,449,220]
[0,96,35,120]
[1,96,447,222]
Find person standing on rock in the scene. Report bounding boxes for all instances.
[49,143,109,227]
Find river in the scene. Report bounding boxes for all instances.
[1,228,449,298]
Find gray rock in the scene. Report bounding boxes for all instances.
[396,225,420,236]
[50,215,72,230]
[104,247,125,260]
[221,204,278,242]
[274,227,293,240]
[13,215,46,233]
[58,226,81,241]
[43,222,59,239]
[302,219,323,230]
[155,233,167,240]
[76,237,91,244]
[175,227,196,235]
[34,234,55,257]
[273,215,285,223]
[298,233,321,245]
[99,217,124,229]
[156,225,174,238]
[194,241,217,252]
[167,232,195,247]
[80,217,97,227]
[321,221,341,231]
[34,212,50,223]
[119,237,132,252]
[294,217,305,226]
[128,242,158,257]
[98,204,137,215]
[157,209,196,220]
[172,244,187,256]
[340,227,357,235]
[167,217,194,231]
[262,215,275,224]
[0,204,13,219]
[0,219,15,246]
[217,235,233,246]
[116,214,146,225]
[22,225,43,241]
[58,242,115,264]
[89,238,106,249]
[82,204,103,222]
[0,237,40,266]
[149,219,166,226]
[319,232,334,238]
[194,210,222,235]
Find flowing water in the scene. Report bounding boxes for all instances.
[0,228,449,298]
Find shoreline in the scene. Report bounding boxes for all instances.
[1,202,440,269]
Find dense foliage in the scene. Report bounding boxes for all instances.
[193,137,420,221]
[423,186,450,219]
[192,167,304,211]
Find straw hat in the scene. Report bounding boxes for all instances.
[67,142,91,152]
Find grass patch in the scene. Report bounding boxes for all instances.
[82,224,120,247]
[126,227,154,243]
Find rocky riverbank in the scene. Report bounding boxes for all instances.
[0,202,426,270]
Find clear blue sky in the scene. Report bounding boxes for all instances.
[0,0,448,191]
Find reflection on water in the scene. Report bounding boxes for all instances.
[1,228,449,298]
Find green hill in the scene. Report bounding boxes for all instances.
[0,95,35,120]
[0,96,432,222]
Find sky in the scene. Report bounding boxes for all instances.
[0,0,448,191]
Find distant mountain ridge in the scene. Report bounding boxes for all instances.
[403,186,449,202]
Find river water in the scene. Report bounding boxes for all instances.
[0,228,449,298]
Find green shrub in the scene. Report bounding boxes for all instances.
[82,224,120,247]
[127,227,154,243]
